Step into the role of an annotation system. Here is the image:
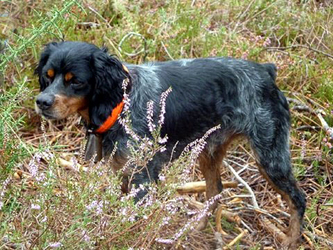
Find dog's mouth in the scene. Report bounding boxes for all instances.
[35,103,59,120]
[40,112,58,120]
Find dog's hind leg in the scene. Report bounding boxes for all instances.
[195,145,225,230]
[248,116,306,248]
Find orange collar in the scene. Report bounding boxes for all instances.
[95,100,125,133]
[94,64,129,134]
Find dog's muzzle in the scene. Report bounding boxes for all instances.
[36,93,55,111]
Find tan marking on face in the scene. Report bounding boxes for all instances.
[47,69,55,78]
[51,94,88,119]
[65,72,74,82]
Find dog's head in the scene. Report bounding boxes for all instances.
[35,41,129,127]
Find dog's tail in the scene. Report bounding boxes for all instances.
[262,63,277,81]
[263,63,289,113]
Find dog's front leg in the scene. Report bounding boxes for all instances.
[131,170,151,203]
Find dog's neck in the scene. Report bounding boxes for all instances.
[78,108,90,124]
[83,65,130,162]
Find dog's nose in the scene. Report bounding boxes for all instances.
[36,94,55,110]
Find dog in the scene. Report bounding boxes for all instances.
[35,41,306,247]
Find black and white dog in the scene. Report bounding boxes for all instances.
[35,41,306,247]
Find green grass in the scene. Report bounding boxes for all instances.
[0,0,332,249]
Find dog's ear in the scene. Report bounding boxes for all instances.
[35,42,58,90]
[90,49,129,128]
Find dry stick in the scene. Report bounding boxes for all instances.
[215,205,241,236]
[317,112,333,139]
[57,158,88,172]
[222,162,288,241]
[264,44,333,59]
[161,41,174,60]
[287,97,333,139]
[304,231,333,247]
[260,216,286,243]
[223,161,259,209]
[176,181,238,194]
[223,229,248,249]
[216,205,228,235]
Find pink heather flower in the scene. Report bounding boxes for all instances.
[71,156,79,172]
[263,37,271,47]
[241,51,249,60]
[82,231,90,242]
[159,174,166,182]
[159,87,172,126]
[31,204,41,210]
[41,216,47,223]
[36,173,46,182]
[180,125,220,182]
[28,151,53,181]
[128,214,136,222]
[171,194,222,241]
[0,176,11,210]
[161,216,171,226]
[300,135,307,160]
[49,242,62,248]
[146,100,156,133]
[155,238,174,244]
[158,135,168,144]
[28,154,40,177]
[86,200,98,211]
[86,200,108,215]
[119,117,141,141]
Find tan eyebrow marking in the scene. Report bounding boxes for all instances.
[47,69,54,78]
[65,72,74,82]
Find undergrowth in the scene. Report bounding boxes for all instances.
[0,0,332,249]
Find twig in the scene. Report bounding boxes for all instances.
[260,216,286,243]
[216,205,228,235]
[223,229,248,249]
[223,160,259,209]
[85,4,109,24]
[296,125,321,132]
[118,32,147,57]
[57,158,87,172]
[240,220,253,233]
[317,112,333,139]
[176,181,238,194]
[304,231,333,247]
[230,204,285,225]
[161,41,174,60]
[287,97,333,139]
[264,44,333,59]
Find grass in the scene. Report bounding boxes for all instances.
[0,0,333,249]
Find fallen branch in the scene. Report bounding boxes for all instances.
[56,158,87,172]
[264,44,333,60]
[223,229,248,249]
[223,161,259,209]
[304,231,333,247]
[260,216,287,243]
[216,205,242,236]
[287,97,333,139]
[317,112,333,139]
[216,205,228,235]
[176,181,238,194]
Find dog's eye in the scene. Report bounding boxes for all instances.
[65,72,74,82]
[71,79,84,88]
[46,69,55,79]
